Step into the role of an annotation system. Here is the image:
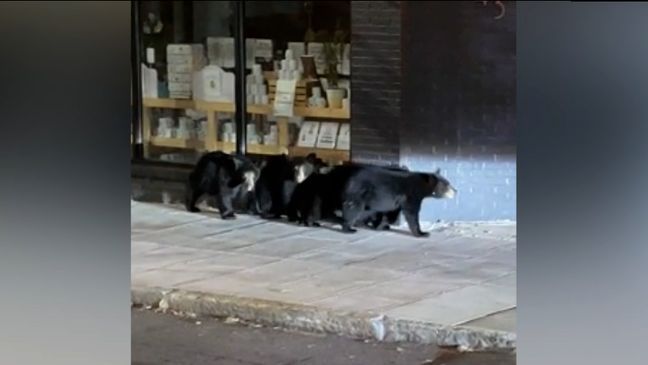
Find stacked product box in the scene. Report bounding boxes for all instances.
[166,44,206,99]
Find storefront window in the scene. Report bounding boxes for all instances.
[244,1,351,164]
[134,1,350,165]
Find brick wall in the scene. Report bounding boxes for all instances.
[351,1,516,222]
[400,1,516,221]
[350,1,402,166]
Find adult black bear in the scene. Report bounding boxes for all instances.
[341,167,456,237]
[290,163,407,230]
[185,151,258,219]
[291,164,456,237]
[254,153,328,219]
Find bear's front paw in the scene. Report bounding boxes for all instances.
[221,212,236,220]
[413,231,429,238]
[187,207,201,213]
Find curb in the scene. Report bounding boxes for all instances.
[131,287,516,352]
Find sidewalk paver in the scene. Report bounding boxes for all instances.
[131,201,517,336]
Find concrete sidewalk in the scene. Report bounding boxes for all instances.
[131,201,516,350]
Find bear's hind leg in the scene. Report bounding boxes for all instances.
[185,182,203,213]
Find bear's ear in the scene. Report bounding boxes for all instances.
[421,173,438,187]
[306,153,317,163]
[434,168,441,175]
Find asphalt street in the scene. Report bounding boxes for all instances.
[132,308,516,365]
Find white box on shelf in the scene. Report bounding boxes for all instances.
[296,121,320,148]
[168,82,192,92]
[336,123,350,150]
[167,54,205,66]
[255,39,273,60]
[167,44,203,55]
[273,79,297,117]
[288,42,306,71]
[316,122,340,149]
[141,64,158,98]
[193,65,235,102]
[168,73,193,83]
[167,44,205,67]
[168,64,192,73]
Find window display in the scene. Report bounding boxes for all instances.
[134,1,351,165]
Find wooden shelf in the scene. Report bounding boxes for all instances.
[142,98,350,162]
[213,142,288,155]
[147,138,349,163]
[293,106,350,119]
[149,136,205,149]
[193,100,233,113]
[203,142,348,162]
[142,98,349,119]
[195,101,273,115]
[143,98,195,109]
[289,146,349,163]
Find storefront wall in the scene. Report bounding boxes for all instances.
[350,1,516,221]
[134,1,352,166]
[133,1,516,222]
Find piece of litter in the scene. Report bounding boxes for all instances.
[370,315,386,341]
[396,346,404,353]
[195,321,202,325]
[224,317,240,325]
[145,305,152,310]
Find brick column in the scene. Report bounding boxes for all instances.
[350,1,402,166]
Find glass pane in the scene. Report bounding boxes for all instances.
[136,1,351,165]
[244,1,351,165]
[138,1,236,164]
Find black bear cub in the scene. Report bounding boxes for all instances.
[341,167,456,237]
[288,164,358,227]
[255,153,328,220]
[253,154,295,219]
[185,151,258,219]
